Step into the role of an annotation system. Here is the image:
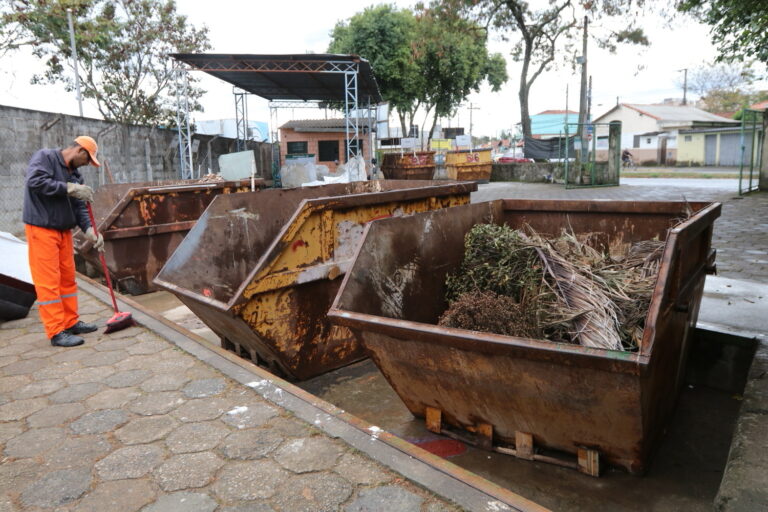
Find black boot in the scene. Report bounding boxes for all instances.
[51,331,85,347]
[65,321,98,335]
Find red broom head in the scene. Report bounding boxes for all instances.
[104,311,135,334]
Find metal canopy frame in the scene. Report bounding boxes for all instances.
[174,68,194,179]
[171,53,382,175]
[233,88,248,152]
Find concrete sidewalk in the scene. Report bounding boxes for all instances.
[0,292,465,512]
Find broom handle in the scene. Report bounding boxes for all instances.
[85,203,119,314]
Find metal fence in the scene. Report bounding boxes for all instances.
[739,109,764,196]
[563,122,621,189]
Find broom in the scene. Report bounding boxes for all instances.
[85,203,136,333]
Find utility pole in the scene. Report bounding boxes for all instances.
[468,103,480,145]
[577,16,589,162]
[679,68,688,105]
[66,8,83,117]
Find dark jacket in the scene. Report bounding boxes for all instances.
[23,149,91,232]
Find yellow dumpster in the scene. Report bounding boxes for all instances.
[446,148,493,182]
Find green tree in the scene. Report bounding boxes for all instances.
[328,5,422,136]
[702,89,768,115]
[416,5,507,144]
[681,62,764,113]
[0,0,210,125]
[440,0,650,139]
[678,0,768,65]
[329,4,506,143]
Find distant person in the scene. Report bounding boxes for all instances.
[621,149,634,167]
[23,136,104,347]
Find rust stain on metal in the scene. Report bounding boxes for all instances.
[328,199,721,474]
[74,179,263,295]
[154,180,476,381]
[381,151,437,180]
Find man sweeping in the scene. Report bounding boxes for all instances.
[23,136,104,347]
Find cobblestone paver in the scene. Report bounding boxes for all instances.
[0,294,460,511]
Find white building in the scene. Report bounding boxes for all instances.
[593,104,737,164]
[196,119,271,142]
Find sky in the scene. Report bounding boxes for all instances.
[0,0,762,137]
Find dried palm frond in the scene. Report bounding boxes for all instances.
[443,223,666,352]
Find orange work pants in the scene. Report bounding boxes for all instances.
[25,224,79,339]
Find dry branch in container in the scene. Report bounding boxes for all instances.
[444,223,665,352]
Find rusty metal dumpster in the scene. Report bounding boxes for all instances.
[381,151,436,180]
[445,148,493,182]
[74,179,261,295]
[153,180,476,381]
[328,199,721,475]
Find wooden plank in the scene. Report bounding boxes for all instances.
[476,423,493,450]
[515,431,534,460]
[425,407,441,434]
[578,447,600,477]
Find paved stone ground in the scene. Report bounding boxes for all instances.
[2,179,766,511]
[0,295,460,512]
[474,179,768,283]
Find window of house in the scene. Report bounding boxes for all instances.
[646,138,652,144]
[344,139,364,161]
[318,140,340,162]
[286,141,308,155]
[684,135,692,142]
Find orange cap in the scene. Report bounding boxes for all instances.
[74,135,100,167]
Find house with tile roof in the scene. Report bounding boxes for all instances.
[593,104,737,164]
[530,110,579,138]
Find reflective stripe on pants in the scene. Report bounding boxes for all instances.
[25,224,79,339]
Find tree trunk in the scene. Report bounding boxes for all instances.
[420,105,434,150]
[519,41,533,139]
[427,108,439,148]
[398,111,407,139]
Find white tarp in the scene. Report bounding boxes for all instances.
[302,155,368,187]
[0,232,33,285]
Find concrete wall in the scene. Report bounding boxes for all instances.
[491,162,563,182]
[280,128,372,173]
[0,104,273,236]
[595,148,677,165]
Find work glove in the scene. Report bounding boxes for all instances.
[67,182,94,203]
[85,227,104,252]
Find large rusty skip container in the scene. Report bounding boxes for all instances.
[380,151,436,180]
[74,179,261,295]
[328,199,721,474]
[154,180,476,380]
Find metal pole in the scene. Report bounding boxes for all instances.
[66,9,83,117]
[682,69,688,106]
[739,111,746,195]
[184,73,193,178]
[577,16,589,163]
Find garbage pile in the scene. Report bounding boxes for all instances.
[196,173,225,183]
[439,224,665,351]
[280,155,368,188]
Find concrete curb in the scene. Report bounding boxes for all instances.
[77,275,547,512]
